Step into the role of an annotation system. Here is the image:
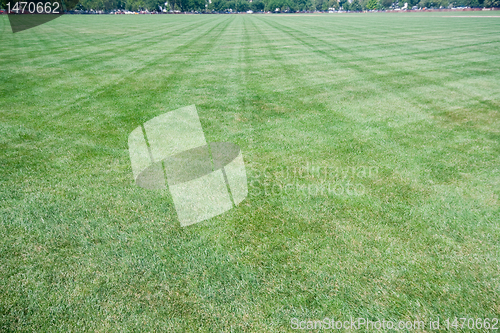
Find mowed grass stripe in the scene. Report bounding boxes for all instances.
[196,18,500,320]
[255,15,499,181]
[64,16,236,140]
[0,16,217,91]
[250,13,500,288]
[285,15,500,61]
[0,15,212,59]
[256,14,500,131]
[0,16,215,114]
[256,15,491,87]
[0,16,218,109]
[265,14,500,67]
[0,17,230,131]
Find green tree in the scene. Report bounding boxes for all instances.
[208,0,223,11]
[350,0,362,9]
[339,0,348,8]
[304,0,315,9]
[327,0,339,9]
[484,0,499,6]
[266,0,293,11]
[235,0,249,11]
[365,0,378,9]
[293,0,308,10]
[251,0,265,10]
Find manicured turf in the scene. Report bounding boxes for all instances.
[1,12,499,332]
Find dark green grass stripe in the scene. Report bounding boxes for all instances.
[0,16,7,35]
[265,15,500,61]
[0,17,215,93]
[243,17,344,122]
[0,17,215,74]
[278,19,500,118]
[0,17,228,120]
[295,18,500,63]
[260,15,500,70]
[285,16,500,60]
[256,16,500,106]
[75,16,235,103]
[0,16,213,70]
[0,15,202,47]
[253,17,500,231]
[255,16,500,154]
[28,16,235,138]
[53,17,216,67]
[251,15,498,197]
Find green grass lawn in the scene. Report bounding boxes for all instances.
[1,12,499,332]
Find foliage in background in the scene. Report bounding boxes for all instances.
[78,0,164,10]
[365,0,379,9]
[66,0,500,13]
[0,0,498,12]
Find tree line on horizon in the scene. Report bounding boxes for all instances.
[1,0,498,14]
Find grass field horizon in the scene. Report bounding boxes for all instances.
[1,12,499,331]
